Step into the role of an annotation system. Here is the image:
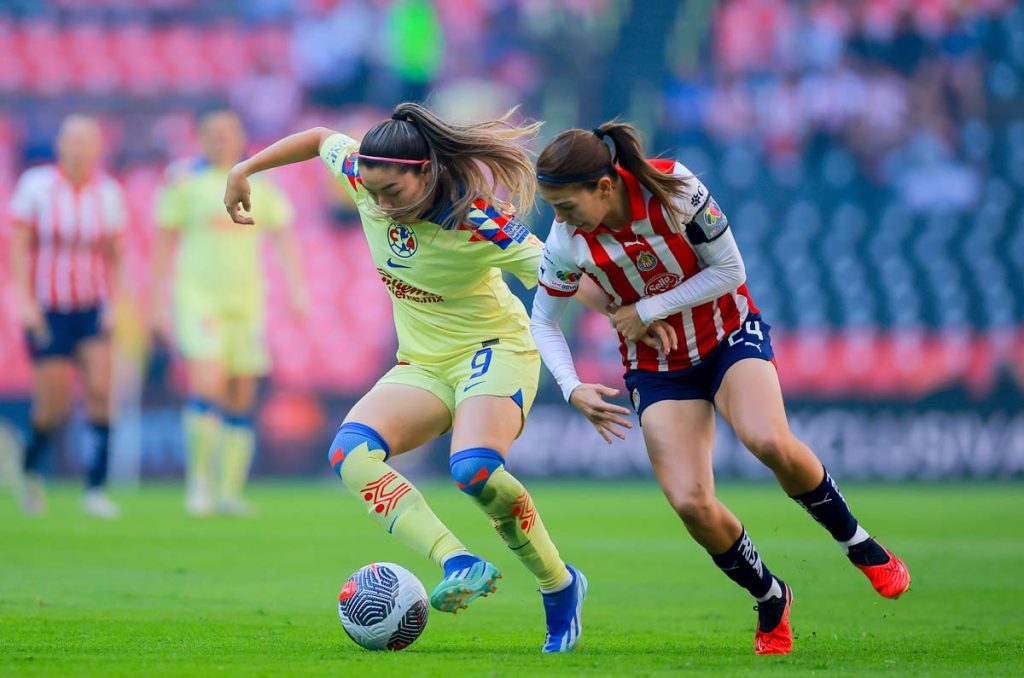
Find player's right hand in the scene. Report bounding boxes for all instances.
[19,298,48,343]
[639,319,678,355]
[568,383,634,444]
[224,166,255,225]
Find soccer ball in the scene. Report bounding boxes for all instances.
[337,562,429,651]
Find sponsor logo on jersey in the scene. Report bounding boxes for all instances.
[376,268,444,303]
[644,272,681,296]
[635,250,658,272]
[388,224,418,258]
[556,270,579,283]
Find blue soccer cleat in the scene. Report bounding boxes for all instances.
[541,564,588,653]
[429,554,501,613]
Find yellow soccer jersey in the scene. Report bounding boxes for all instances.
[319,132,543,364]
[155,159,294,311]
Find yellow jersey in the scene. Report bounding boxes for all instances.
[319,133,542,364]
[155,159,293,313]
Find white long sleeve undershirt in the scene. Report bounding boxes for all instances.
[530,288,584,402]
[635,228,746,325]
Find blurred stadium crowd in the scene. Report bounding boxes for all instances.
[0,0,1021,476]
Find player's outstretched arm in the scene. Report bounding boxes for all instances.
[224,127,337,225]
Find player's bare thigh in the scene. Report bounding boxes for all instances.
[640,398,717,505]
[640,398,741,552]
[343,383,451,457]
[76,336,111,420]
[186,358,227,403]
[224,375,258,415]
[450,395,522,456]
[31,358,75,428]
[714,358,821,491]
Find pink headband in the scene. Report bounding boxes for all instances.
[354,152,428,165]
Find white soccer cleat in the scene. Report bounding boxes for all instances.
[185,488,214,516]
[216,498,254,516]
[82,490,120,519]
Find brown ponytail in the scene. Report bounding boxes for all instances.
[360,102,541,230]
[536,121,691,232]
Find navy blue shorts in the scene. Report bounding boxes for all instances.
[624,314,775,420]
[25,306,105,361]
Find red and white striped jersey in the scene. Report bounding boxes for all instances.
[538,161,758,372]
[9,164,126,311]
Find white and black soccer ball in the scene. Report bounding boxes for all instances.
[337,562,429,651]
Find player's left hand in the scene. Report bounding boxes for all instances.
[610,303,648,342]
[224,166,255,225]
[639,319,678,355]
[568,383,634,444]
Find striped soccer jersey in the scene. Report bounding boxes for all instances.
[538,161,758,372]
[9,164,126,311]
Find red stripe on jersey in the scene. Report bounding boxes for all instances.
[737,283,759,315]
[69,189,80,308]
[48,186,61,309]
[581,236,639,367]
[647,197,700,276]
[691,300,720,357]
[583,234,639,305]
[717,289,742,334]
[92,190,105,303]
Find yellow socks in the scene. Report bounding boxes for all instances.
[220,414,255,504]
[450,447,571,591]
[183,398,221,502]
[331,423,465,567]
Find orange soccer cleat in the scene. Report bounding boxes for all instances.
[754,581,793,655]
[850,540,911,599]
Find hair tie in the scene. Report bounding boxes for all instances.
[592,128,606,140]
[392,112,410,122]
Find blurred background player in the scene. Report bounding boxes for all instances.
[222,102,649,653]
[152,108,308,516]
[8,114,126,518]
[530,121,911,655]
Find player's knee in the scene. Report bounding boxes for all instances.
[84,391,109,421]
[669,490,717,526]
[449,447,504,496]
[33,401,71,431]
[327,422,390,477]
[741,429,794,468]
[32,412,66,433]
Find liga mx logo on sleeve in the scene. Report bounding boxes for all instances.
[702,199,726,239]
[388,224,418,258]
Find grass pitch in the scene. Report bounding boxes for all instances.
[1,481,1022,676]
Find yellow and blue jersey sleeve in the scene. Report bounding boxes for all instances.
[460,202,543,288]
[319,132,363,201]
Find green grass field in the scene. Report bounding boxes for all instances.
[1,481,1022,676]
